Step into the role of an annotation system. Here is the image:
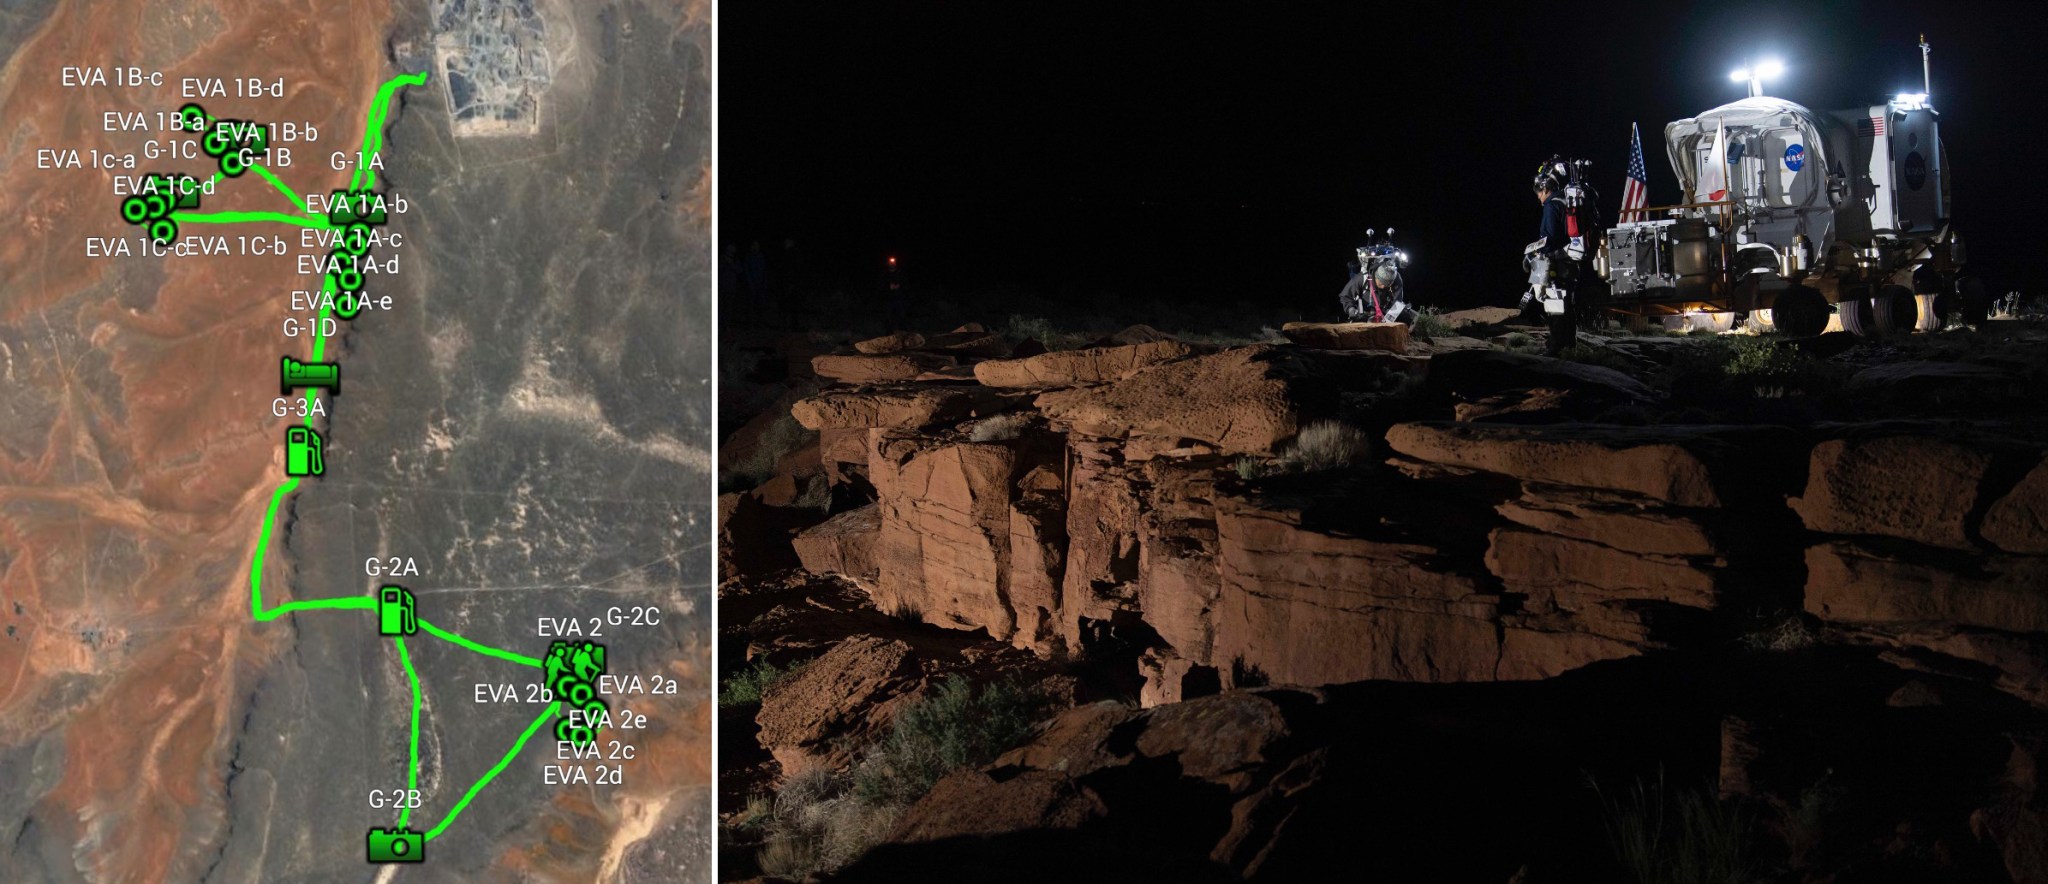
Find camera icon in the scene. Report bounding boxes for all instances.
[366,827,424,863]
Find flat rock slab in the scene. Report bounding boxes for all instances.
[1440,306,1524,328]
[1424,348,1654,401]
[1281,321,1411,352]
[1385,422,1730,507]
[1035,345,1329,456]
[974,340,1204,389]
[813,351,956,383]
[854,331,926,354]
[1790,436,1994,551]
[791,385,1011,430]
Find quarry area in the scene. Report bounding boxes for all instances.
[717,310,2048,881]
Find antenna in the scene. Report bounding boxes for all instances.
[1920,34,1932,97]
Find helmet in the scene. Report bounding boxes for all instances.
[1372,261,1401,290]
[1532,157,1567,193]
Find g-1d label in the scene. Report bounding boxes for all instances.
[536,607,661,637]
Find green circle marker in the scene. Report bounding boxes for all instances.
[220,150,247,177]
[148,218,177,244]
[143,192,169,220]
[203,126,230,158]
[341,222,373,255]
[178,103,207,131]
[332,291,363,320]
[335,266,364,291]
[121,196,149,224]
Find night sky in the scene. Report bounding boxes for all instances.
[724,1,2048,320]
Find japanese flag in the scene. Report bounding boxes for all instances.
[1700,121,1729,202]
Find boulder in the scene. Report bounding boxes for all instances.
[1486,527,1719,645]
[791,505,881,586]
[1495,487,1720,558]
[854,331,926,354]
[1210,501,1500,686]
[1035,346,1341,456]
[1385,422,1724,507]
[755,636,917,774]
[882,691,1309,859]
[812,351,956,384]
[1804,540,2048,634]
[1984,456,2048,555]
[869,433,1026,640]
[790,385,1009,430]
[1280,321,1410,352]
[974,339,1202,389]
[1789,436,1992,552]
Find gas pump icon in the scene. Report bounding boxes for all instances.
[379,586,417,636]
[285,427,325,477]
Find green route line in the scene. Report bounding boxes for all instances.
[171,209,329,229]
[352,71,431,192]
[251,164,314,216]
[420,619,546,669]
[210,71,572,850]
[395,636,424,829]
[424,701,560,842]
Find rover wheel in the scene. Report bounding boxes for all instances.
[1772,285,1828,338]
[1870,284,1920,336]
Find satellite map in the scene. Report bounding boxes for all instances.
[0,1,713,881]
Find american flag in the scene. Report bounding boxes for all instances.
[1620,122,1649,222]
[1857,115,1887,137]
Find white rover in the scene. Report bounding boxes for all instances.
[1599,43,1979,337]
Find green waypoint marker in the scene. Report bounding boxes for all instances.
[284,427,324,477]
[379,585,418,636]
[280,356,340,396]
[366,827,423,863]
[326,189,388,226]
[332,291,364,320]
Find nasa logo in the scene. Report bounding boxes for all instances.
[1783,143,1806,172]
[1903,151,1927,190]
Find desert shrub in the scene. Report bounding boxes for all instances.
[968,412,1032,442]
[852,676,1048,806]
[1001,314,1099,351]
[1274,420,1374,473]
[1409,306,1456,339]
[719,409,815,492]
[1557,343,1636,372]
[1721,337,1804,384]
[754,767,904,878]
[1234,455,1272,480]
[1502,331,1537,352]
[719,657,809,708]
[790,474,832,513]
[1595,772,1758,884]
[1739,613,1816,653]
